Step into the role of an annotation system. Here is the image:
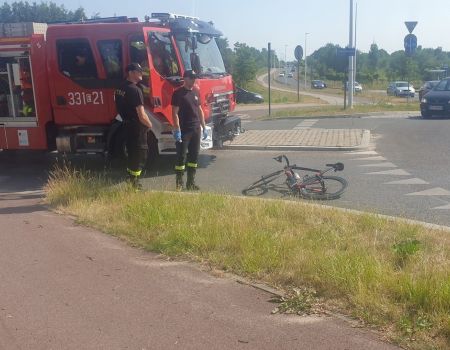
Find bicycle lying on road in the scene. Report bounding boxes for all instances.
[242,155,347,200]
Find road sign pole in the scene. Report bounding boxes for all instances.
[297,59,300,102]
[294,45,304,101]
[268,42,271,116]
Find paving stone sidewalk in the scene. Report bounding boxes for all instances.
[225,129,370,151]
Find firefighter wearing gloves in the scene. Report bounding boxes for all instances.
[171,70,207,191]
[115,63,152,190]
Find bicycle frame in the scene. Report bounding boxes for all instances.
[277,155,338,192]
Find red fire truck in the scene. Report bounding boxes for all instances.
[0,14,240,159]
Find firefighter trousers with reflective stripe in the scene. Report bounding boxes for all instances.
[126,122,148,176]
[175,127,200,172]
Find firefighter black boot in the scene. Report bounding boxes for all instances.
[176,171,184,191]
[127,174,143,191]
[186,168,200,191]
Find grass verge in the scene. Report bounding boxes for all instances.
[263,103,420,119]
[45,166,450,350]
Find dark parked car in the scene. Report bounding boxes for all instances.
[418,80,440,101]
[235,86,264,104]
[420,78,450,118]
[311,80,327,89]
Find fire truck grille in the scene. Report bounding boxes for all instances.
[211,98,230,116]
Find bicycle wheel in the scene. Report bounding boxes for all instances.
[242,171,283,196]
[298,176,347,200]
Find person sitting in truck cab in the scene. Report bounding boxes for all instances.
[63,48,97,79]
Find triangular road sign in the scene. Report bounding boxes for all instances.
[405,21,418,34]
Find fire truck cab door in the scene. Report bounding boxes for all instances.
[50,39,111,125]
[142,28,181,120]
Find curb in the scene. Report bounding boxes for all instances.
[223,130,371,152]
[232,111,420,121]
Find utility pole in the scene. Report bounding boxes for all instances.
[354,2,358,84]
[284,45,287,84]
[348,0,354,109]
[304,32,309,90]
[268,42,272,116]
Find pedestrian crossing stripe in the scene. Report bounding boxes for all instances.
[293,119,319,129]
[384,178,429,185]
[351,156,387,161]
[359,162,397,168]
[432,204,450,210]
[366,169,411,176]
[406,188,450,196]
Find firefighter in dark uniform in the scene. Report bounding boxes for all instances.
[115,63,153,190]
[171,70,208,191]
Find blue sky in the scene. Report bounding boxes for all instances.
[14,0,449,59]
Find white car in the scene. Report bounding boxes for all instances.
[278,72,285,77]
[344,81,363,93]
[387,81,415,97]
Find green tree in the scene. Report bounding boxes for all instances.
[216,37,235,74]
[232,42,258,88]
[0,1,86,23]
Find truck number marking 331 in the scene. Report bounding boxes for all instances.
[67,91,104,106]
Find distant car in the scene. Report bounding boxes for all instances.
[418,80,440,101]
[235,86,264,104]
[420,77,450,118]
[278,72,285,77]
[387,81,415,97]
[287,72,293,78]
[311,80,327,89]
[344,81,362,93]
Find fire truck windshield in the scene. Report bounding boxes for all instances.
[175,34,226,77]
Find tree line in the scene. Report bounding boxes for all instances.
[3,2,449,86]
[309,43,450,84]
[0,1,86,23]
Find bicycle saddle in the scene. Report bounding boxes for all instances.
[326,163,344,171]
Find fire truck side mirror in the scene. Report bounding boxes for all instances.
[190,53,201,75]
[191,36,198,50]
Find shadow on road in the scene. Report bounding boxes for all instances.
[0,203,47,215]
[0,151,219,193]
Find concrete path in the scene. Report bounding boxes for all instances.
[0,191,398,350]
[225,129,370,151]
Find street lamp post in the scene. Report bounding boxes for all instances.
[304,32,309,90]
[284,44,288,84]
[348,0,354,109]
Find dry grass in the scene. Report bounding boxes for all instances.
[45,166,450,350]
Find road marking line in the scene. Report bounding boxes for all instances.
[351,156,387,161]
[406,188,450,196]
[366,169,411,176]
[359,162,397,168]
[293,119,319,130]
[432,204,450,210]
[384,178,430,185]
[346,150,378,155]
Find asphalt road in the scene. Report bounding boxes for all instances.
[238,113,450,226]
[1,113,449,227]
